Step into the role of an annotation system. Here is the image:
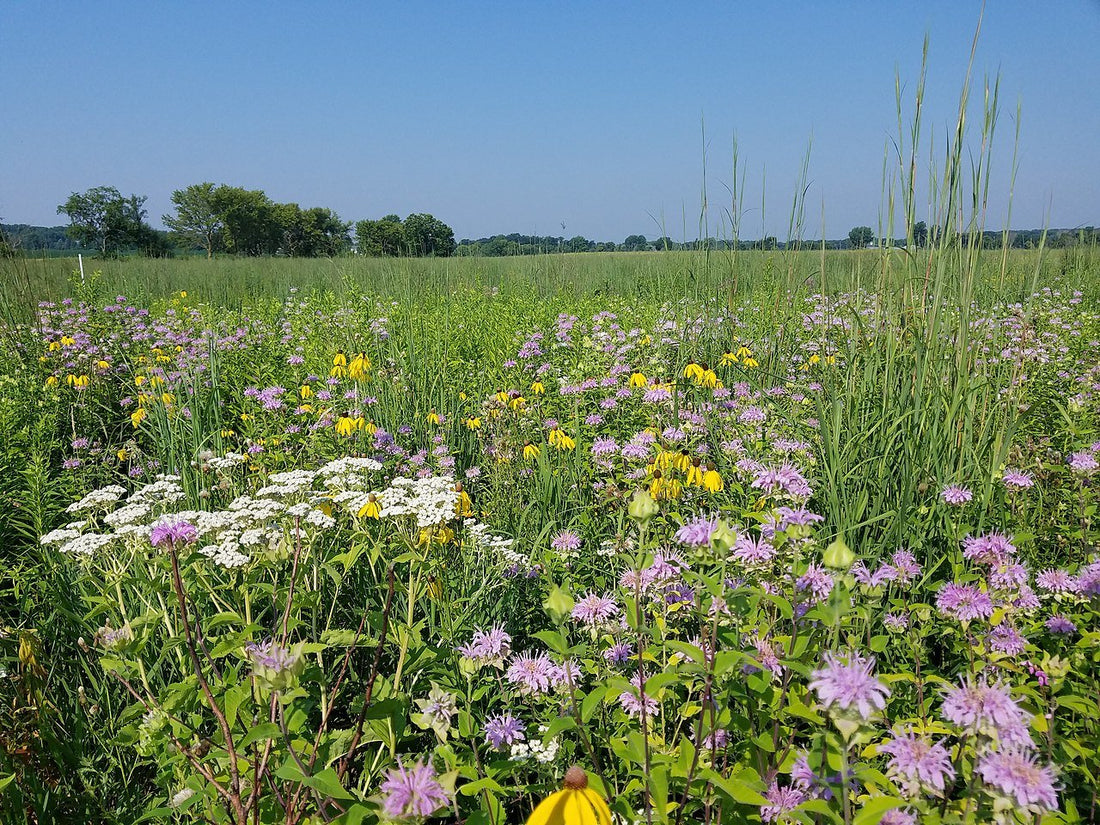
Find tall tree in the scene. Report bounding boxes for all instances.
[57,186,149,256]
[403,213,455,257]
[163,182,225,258]
[355,217,406,256]
[210,186,281,255]
[848,226,875,248]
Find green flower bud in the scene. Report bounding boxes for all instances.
[823,536,855,570]
[628,489,659,525]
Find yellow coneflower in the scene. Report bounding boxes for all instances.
[735,345,753,359]
[672,452,692,473]
[702,463,724,493]
[66,373,90,388]
[720,351,738,366]
[149,375,164,388]
[464,416,482,430]
[824,353,837,365]
[47,341,61,352]
[523,441,540,461]
[117,448,128,462]
[683,362,704,382]
[221,428,235,438]
[95,359,110,371]
[525,766,611,825]
[454,483,473,517]
[495,390,510,404]
[648,470,665,500]
[349,352,370,380]
[686,458,704,487]
[531,380,546,396]
[130,408,147,427]
[427,409,443,425]
[363,420,377,435]
[240,412,254,423]
[299,384,313,400]
[44,375,59,388]
[664,477,683,500]
[459,391,468,401]
[742,356,759,368]
[509,395,526,412]
[628,371,648,388]
[61,336,75,347]
[161,392,175,406]
[330,351,348,379]
[335,414,362,436]
[699,368,720,388]
[548,428,575,451]
[357,493,381,519]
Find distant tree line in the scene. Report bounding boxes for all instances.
[3,184,1095,259]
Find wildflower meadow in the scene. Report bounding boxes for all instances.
[3,75,1100,825]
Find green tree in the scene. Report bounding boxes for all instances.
[57,186,149,256]
[210,186,281,255]
[911,220,928,247]
[163,182,225,258]
[621,234,647,251]
[848,226,875,248]
[355,216,407,256]
[403,213,455,257]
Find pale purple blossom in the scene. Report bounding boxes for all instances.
[808,652,890,720]
[879,729,955,797]
[976,749,1059,811]
[380,761,451,818]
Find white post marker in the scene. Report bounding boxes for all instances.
[78,253,85,284]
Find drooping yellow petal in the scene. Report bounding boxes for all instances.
[526,789,570,825]
[580,788,613,825]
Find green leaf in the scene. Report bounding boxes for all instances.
[238,722,281,749]
[853,796,907,825]
[701,767,768,806]
[301,767,354,801]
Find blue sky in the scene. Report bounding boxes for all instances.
[3,1,1098,242]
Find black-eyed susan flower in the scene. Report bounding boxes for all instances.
[628,371,647,388]
[358,493,381,519]
[525,766,611,825]
[531,380,546,396]
[683,362,704,382]
[523,442,540,461]
[330,351,348,379]
[702,463,724,493]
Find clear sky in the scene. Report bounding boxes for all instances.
[2,1,1098,242]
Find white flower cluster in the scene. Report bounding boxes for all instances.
[66,485,127,513]
[205,452,247,470]
[466,520,526,567]
[510,725,560,763]
[378,475,459,529]
[56,531,114,556]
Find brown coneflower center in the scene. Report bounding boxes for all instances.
[563,766,588,790]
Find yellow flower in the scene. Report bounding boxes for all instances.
[526,767,611,825]
[686,459,704,487]
[531,380,546,396]
[66,373,90,388]
[130,408,147,427]
[699,368,719,388]
[628,371,647,388]
[149,375,164,388]
[48,340,61,352]
[426,409,443,425]
[523,442,540,461]
[330,350,348,379]
[134,374,147,386]
[454,483,473,517]
[742,356,759,368]
[96,360,110,371]
[44,375,59,388]
[335,415,363,436]
[161,392,175,406]
[825,354,837,366]
[702,464,724,493]
[548,429,575,451]
[117,448,129,462]
[509,395,526,411]
[672,452,691,473]
[735,345,753,359]
[683,362,704,382]
[464,416,482,430]
[349,352,370,380]
[299,384,313,400]
[720,351,738,366]
[459,391,468,401]
[357,493,381,519]
[363,420,377,435]
[221,428,235,438]
[495,390,510,404]
[60,336,75,347]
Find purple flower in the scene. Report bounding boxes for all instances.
[1068,450,1099,475]
[1045,615,1076,634]
[458,626,511,664]
[962,532,1017,565]
[808,652,890,721]
[149,518,198,549]
[484,714,525,749]
[603,641,633,665]
[380,760,451,819]
[1036,569,1079,595]
[940,484,973,505]
[506,652,557,695]
[591,436,619,456]
[571,593,620,626]
[1002,469,1034,489]
[884,612,909,632]
[796,563,835,604]
[760,781,806,822]
[976,749,1058,811]
[732,534,775,567]
[935,583,994,623]
[675,516,719,548]
[550,530,581,553]
[940,678,1032,747]
[879,729,955,797]
[618,673,659,718]
[988,625,1027,656]
[888,550,922,584]
[880,811,917,825]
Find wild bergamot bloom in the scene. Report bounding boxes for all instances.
[526,767,611,825]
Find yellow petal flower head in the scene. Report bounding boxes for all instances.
[702,463,724,493]
[335,415,360,437]
[299,384,313,400]
[44,375,59,388]
[349,352,370,381]
[454,483,473,517]
[742,356,759,368]
[683,362,704,382]
[686,458,704,486]
[509,395,526,412]
[130,408,147,428]
[358,493,381,519]
[495,390,510,404]
[523,442,540,461]
[720,351,738,366]
[735,345,753,359]
[531,380,546,396]
[464,416,482,430]
[526,766,612,825]
[330,350,348,379]
[628,371,647,388]
[427,409,443,426]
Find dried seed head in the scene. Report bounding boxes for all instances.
[563,766,588,790]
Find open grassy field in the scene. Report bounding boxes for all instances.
[2,242,1100,823]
